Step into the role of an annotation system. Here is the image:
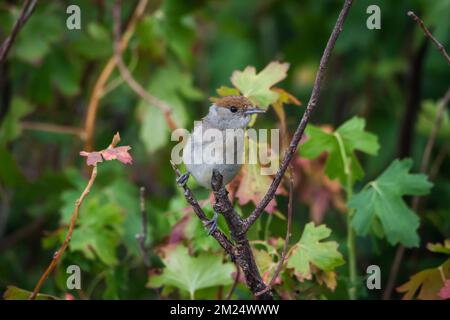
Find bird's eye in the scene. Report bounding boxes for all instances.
[230,106,238,113]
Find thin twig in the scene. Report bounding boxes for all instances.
[0,0,38,64]
[243,0,354,232]
[225,266,241,300]
[21,121,86,139]
[429,142,450,181]
[383,34,450,299]
[407,11,450,65]
[136,186,150,268]
[255,166,294,297]
[30,166,98,299]
[84,0,148,151]
[112,0,177,131]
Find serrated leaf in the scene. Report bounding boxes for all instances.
[147,245,234,299]
[235,138,284,213]
[300,116,379,184]
[287,222,345,279]
[397,259,450,300]
[231,61,289,108]
[69,197,124,266]
[349,159,433,247]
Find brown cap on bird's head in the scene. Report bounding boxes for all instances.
[214,95,265,115]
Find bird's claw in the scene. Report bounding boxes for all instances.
[176,172,190,187]
[204,211,219,235]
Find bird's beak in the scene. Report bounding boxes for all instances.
[244,107,265,115]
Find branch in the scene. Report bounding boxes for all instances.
[407,11,450,65]
[30,166,98,299]
[0,0,38,64]
[255,166,294,297]
[243,0,354,232]
[225,266,241,300]
[382,10,450,298]
[170,161,235,256]
[136,186,150,269]
[21,121,86,139]
[112,0,177,131]
[29,133,125,299]
[84,0,148,151]
[211,170,273,300]
[383,86,450,300]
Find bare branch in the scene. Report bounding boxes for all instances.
[407,11,450,65]
[225,266,241,300]
[30,166,98,299]
[112,0,178,131]
[84,0,148,151]
[211,170,273,300]
[21,121,86,139]
[243,0,354,232]
[0,0,38,64]
[136,186,150,269]
[170,162,235,256]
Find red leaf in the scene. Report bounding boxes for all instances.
[79,151,103,166]
[102,146,133,164]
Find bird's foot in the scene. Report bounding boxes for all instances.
[204,211,219,235]
[176,172,190,187]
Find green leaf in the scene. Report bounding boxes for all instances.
[138,64,202,153]
[287,222,345,279]
[147,245,234,299]
[3,286,59,300]
[231,61,289,108]
[69,197,124,266]
[301,116,379,184]
[0,97,33,145]
[349,159,433,247]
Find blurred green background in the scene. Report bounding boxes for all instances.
[0,0,449,300]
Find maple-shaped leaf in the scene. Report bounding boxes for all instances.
[438,280,450,299]
[300,117,379,185]
[80,132,133,166]
[231,61,289,108]
[147,245,234,299]
[397,259,450,300]
[235,137,285,213]
[287,222,345,279]
[349,159,433,247]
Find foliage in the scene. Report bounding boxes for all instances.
[0,0,448,301]
[349,159,433,247]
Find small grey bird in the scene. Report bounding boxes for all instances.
[178,95,264,234]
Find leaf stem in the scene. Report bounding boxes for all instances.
[336,132,357,299]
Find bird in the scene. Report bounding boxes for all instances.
[177,95,265,234]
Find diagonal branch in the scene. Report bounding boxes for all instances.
[112,0,177,131]
[170,162,235,256]
[243,0,354,232]
[0,0,38,64]
[211,170,273,300]
[407,11,450,65]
